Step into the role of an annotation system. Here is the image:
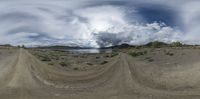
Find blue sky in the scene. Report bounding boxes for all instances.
[0,0,199,47]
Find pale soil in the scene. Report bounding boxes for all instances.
[0,48,200,99]
[29,49,118,71]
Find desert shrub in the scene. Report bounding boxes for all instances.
[73,67,79,70]
[59,62,68,67]
[41,56,51,61]
[143,51,147,54]
[3,44,12,47]
[104,55,110,58]
[152,41,164,48]
[100,61,108,65]
[145,57,151,59]
[51,56,59,60]
[110,53,118,57]
[165,52,174,56]
[48,63,54,65]
[129,51,147,57]
[73,55,78,58]
[103,53,118,58]
[148,59,154,62]
[135,46,141,49]
[96,56,100,59]
[170,42,183,47]
[129,52,138,57]
[22,45,26,48]
[86,62,93,65]
[145,57,154,62]
[145,41,167,48]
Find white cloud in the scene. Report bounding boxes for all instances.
[73,6,183,47]
[179,1,200,44]
[0,0,192,47]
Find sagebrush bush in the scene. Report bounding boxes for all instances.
[129,51,147,57]
[165,52,174,56]
[170,42,183,47]
[100,61,108,65]
[59,62,68,67]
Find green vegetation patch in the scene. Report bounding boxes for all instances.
[73,67,79,70]
[129,50,147,57]
[100,61,109,65]
[165,52,174,56]
[59,62,68,67]
[145,57,154,62]
[41,56,51,61]
[170,42,183,47]
[145,41,167,48]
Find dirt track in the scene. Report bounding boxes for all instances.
[0,48,200,99]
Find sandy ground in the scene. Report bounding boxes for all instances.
[29,49,118,71]
[1,48,200,99]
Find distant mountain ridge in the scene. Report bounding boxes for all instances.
[1,41,194,49]
[35,45,93,49]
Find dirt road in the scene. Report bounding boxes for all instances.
[0,48,199,99]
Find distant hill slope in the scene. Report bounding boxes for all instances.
[30,41,191,49]
[35,45,93,49]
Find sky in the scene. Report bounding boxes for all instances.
[0,0,200,47]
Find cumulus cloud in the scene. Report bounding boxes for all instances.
[179,1,200,44]
[0,0,198,47]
